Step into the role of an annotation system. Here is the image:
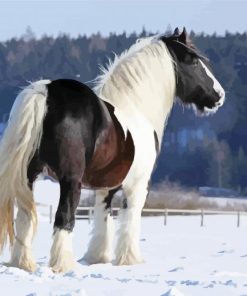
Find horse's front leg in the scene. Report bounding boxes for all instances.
[114,124,157,265]
[115,182,148,265]
[83,188,119,264]
[49,175,81,273]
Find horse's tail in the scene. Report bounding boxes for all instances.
[0,80,51,253]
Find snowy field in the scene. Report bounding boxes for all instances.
[1,180,247,295]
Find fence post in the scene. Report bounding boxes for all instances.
[164,209,168,226]
[88,207,93,224]
[200,209,204,227]
[49,205,53,224]
[237,211,240,227]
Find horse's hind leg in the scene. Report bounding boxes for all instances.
[8,157,41,272]
[49,175,82,272]
[49,151,84,273]
[83,188,119,264]
[8,201,36,271]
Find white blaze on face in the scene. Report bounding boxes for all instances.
[199,60,225,107]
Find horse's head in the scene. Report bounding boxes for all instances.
[161,28,225,115]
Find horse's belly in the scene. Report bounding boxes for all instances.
[81,159,133,189]
[82,127,134,189]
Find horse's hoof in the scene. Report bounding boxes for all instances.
[114,255,144,266]
[4,260,37,272]
[51,265,65,273]
[50,259,76,273]
[82,254,111,265]
[50,264,75,273]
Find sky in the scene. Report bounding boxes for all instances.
[0,0,246,41]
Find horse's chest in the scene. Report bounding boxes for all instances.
[82,120,135,189]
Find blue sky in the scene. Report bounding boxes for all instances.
[0,0,246,41]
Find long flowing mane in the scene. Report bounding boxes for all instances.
[94,36,176,145]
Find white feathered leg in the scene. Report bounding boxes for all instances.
[83,190,114,264]
[8,205,36,271]
[49,228,76,273]
[114,113,157,266]
[115,183,148,265]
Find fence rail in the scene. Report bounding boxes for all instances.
[38,204,247,227]
[76,206,247,227]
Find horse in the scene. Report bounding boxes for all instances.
[0,28,225,273]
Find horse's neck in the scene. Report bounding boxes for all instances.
[98,41,176,146]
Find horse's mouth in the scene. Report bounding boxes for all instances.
[192,99,224,117]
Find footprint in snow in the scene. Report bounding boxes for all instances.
[165,280,177,286]
[135,274,160,284]
[180,280,200,286]
[222,280,237,288]
[168,267,184,273]
[161,287,184,296]
[90,273,110,280]
[116,278,132,283]
[204,283,214,288]
[204,280,217,288]
[217,249,234,254]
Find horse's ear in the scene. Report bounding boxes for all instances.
[178,27,188,44]
[173,27,180,36]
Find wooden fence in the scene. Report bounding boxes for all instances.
[40,205,247,227]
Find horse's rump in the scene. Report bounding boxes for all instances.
[36,79,135,189]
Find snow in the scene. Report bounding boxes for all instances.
[33,178,60,209]
[1,181,247,295]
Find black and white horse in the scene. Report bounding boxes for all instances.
[0,28,225,272]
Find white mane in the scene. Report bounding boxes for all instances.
[94,36,158,90]
[94,35,176,146]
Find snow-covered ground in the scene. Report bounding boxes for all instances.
[1,180,247,295]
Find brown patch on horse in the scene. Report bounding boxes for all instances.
[82,102,134,189]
